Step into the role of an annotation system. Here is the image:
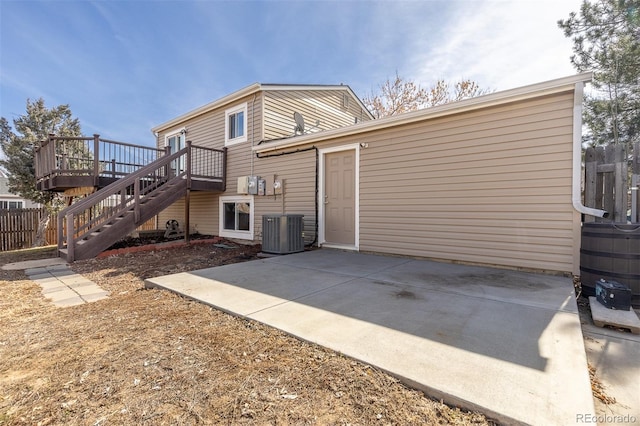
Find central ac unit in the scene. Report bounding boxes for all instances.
[262,214,304,254]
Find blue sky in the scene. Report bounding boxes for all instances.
[1,0,582,152]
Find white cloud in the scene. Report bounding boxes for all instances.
[409,0,583,91]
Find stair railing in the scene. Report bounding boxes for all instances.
[58,146,189,261]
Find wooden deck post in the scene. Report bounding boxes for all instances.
[184,141,191,244]
[93,134,100,186]
[222,147,228,192]
[66,213,74,262]
[134,178,140,223]
[57,210,64,252]
[47,134,55,181]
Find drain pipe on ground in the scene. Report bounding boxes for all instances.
[572,81,608,219]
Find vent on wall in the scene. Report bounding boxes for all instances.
[262,214,304,254]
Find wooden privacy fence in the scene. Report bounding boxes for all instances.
[585,142,640,223]
[1,208,157,252]
[0,208,56,251]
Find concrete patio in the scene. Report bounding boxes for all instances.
[145,249,595,425]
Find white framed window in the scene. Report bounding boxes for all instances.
[219,195,253,239]
[225,103,247,145]
[0,200,23,209]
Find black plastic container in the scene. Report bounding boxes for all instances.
[580,222,640,308]
[595,279,632,310]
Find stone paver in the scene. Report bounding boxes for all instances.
[14,259,110,307]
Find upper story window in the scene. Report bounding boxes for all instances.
[225,103,248,145]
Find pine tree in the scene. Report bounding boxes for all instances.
[558,0,640,147]
[0,98,82,206]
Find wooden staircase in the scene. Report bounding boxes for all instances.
[57,144,223,262]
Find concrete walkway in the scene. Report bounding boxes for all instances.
[3,258,109,307]
[145,249,596,425]
[582,318,640,425]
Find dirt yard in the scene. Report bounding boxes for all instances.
[0,242,493,425]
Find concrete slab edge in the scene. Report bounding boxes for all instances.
[144,278,515,425]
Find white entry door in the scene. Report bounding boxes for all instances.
[166,132,185,174]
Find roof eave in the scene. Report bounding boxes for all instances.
[151,82,374,134]
[259,84,374,120]
[254,72,593,153]
[151,83,262,134]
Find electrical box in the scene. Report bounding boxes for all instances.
[248,176,259,195]
[274,178,283,195]
[596,279,631,311]
[237,176,248,194]
[264,175,283,195]
[258,179,266,196]
[265,175,275,196]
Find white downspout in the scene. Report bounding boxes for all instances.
[572,81,608,218]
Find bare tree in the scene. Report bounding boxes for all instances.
[363,72,492,119]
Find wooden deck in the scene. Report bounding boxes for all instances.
[35,134,226,193]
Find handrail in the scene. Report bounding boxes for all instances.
[55,139,227,260]
[59,147,186,218]
[58,147,190,259]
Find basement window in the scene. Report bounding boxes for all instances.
[225,103,248,145]
[219,196,253,239]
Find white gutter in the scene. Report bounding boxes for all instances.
[572,81,608,218]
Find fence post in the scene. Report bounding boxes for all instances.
[632,142,640,223]
[613,144,627,222]
[584,147,597,223]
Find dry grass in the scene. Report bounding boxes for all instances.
[0,243,492,425]
[587,364,616,405]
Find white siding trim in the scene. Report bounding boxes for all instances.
[318,143,360,250]
[164,127,186,147]
[225,103,248,145]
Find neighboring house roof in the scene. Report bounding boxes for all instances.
[254,72,594,153]
[151,83,373,134]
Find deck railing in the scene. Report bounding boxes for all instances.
[35,134,165,186]
[57,147,186,260]
[191,144,227,182]
[56,141,226,261]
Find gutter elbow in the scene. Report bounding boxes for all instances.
[572,198,608,218]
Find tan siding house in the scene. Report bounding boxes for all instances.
[151,83,372,240]
[152,73,596,276]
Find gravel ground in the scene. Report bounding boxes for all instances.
[0,243,493,425]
